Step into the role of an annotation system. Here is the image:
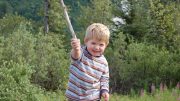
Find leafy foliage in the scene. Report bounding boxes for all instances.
[2,23,35,64]
[0,60,45,101]
[0,1,13,18]
[32,32,69,91]
[0,1,71,100]
[0,14,31,37]
[147,0,176,49]
[107,33,180,93]
[77,0,113,32]
[47,0,66,34]
[4,0,43,21]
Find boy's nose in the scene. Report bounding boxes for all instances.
[94,45,99,50]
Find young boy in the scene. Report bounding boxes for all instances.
[65,23,110,101]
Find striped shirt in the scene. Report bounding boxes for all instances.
[65,46,109,101]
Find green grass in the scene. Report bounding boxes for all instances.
[110,89,180,101]
[45,89,180,101]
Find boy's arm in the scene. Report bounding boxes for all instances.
[100,68,109,100]
[100,67,109,93]
[71,38,81,60]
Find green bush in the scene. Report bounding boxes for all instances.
[105,31,128,93]
[0,22,69,92]
[0,60,44,101]
[106,31,179,93]
[0,14,31,37]
[2,23,35,64]
[32,33,69,91]
[120,43,170,91]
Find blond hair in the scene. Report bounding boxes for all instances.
[84,23,110,45]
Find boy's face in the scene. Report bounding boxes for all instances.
[85,39,107,57]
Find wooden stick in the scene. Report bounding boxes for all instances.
[60,0,76,38]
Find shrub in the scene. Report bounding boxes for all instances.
[1,23,69,92]
[0,60,44,101]
[32,33,69,91]
[106,31,179,93]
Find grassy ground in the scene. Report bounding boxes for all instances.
[110,89,180,101]
[46,89,180,101]
[56,89,180,101]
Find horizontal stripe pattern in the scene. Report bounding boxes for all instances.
[66,46,109,100]
[72,63,99,80]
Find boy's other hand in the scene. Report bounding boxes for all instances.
[71,38,80,51]
[102,92,109,101]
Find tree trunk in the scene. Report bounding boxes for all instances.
[44,0,49,33]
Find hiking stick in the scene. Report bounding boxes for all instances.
[60,0,77,38]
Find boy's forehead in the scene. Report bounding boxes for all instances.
[89,38,106,43]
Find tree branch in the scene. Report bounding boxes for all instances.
[60,0,76,38]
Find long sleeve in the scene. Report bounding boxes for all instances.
[100,66,109,93]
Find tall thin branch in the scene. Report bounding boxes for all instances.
[60,0,76,38]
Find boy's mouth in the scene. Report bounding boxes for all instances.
[92,50,100,53]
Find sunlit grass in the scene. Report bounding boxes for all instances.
[110,89,180,101]
[55,88,180,101]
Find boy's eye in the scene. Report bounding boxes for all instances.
[100,44,105,47]
[91,42,96,45]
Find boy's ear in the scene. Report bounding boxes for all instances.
[105,43,109,47]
